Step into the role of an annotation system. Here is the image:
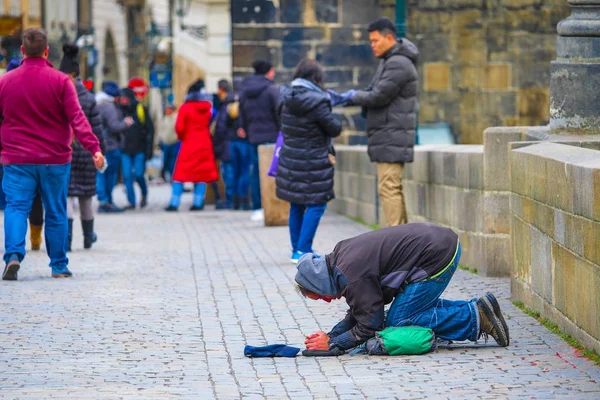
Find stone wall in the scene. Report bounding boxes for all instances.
[407,0,570,144]
[510,142,600,354]
[231,0,395,144]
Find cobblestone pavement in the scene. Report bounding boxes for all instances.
[0,184,599,399]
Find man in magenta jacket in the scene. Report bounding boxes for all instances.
[0,28,104,280]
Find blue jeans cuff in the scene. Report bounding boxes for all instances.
[469,299,480,342]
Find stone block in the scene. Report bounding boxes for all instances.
[281,43,311,68]
[484,192,510,234]
[510,193,523,219]
[530,227,553,303]
[279,0,303,23]
[357,201,377,226]
[315,0,339,23]
[531,197,555,240]
[442,151,457,186]
[510,215,532,284]
[564,212,585,257]
[424,63,451,92]
[258,145,290,226]
[483,63,512,90]
[460,65,483,89]
[358,175,377,205]
[467,150,484,190]
[409,148,430,183]
[329,198,344,214]
[484,126,526,192]
[483,234,511,277]
[584,218,600,268]
[517,87,550,127]
[233,45,279,69]
[457,189,483,233]
[324,69,354,89]
[429,150,445,185]
[316,44,374,68]
[457,230,485,272]
[232,0,277,23]
[344,198,359,219]
[545,157,574,213]
[570,161,597,221]
[358,150,376,177]
[342,0,378,24]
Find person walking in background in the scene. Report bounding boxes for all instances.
[119,87,154,210]
[277,59,342,263]
[212,79,236,210]
[350,17,419,227]
[1,57,46,251]
[228,77,252,211]
[95,81,133,213]
[165,80,218,212]
[59,43,105,251]
[239,60,280,222]
[158,102,179,183]
[0,29,103,281]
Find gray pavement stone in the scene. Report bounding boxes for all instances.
[0,184,598,399]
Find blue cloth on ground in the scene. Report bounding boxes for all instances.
[244,344,300,358]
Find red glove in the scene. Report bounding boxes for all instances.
[305,331,330,351]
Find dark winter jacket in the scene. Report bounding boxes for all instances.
[239,74,280,145]
[69,79,105,197]
[352,40,419,164]
[96,91,128,153]
[276,80,342,205]
[295,223,459,353]
[212,93,237,162]
[119,88,155,158]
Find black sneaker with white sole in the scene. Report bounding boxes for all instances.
[2,260,20,281]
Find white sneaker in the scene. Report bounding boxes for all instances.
[250,209,264,222]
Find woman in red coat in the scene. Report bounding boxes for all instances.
[165,80,218,211]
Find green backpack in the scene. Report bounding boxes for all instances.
[360,326,437,356]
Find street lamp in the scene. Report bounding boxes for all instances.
[396,0,406,38]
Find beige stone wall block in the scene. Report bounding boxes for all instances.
[460,65,483,89]
[484,193,510,234]
[424,63,451,92]
[532,199,555,240]
[483,235,511,277]
[518,88,550,127]
[594,169,600,222]
[511,215,532,284]
[584,219,600,266]
[258,145,290,227]
[552,242,577,325]
[483,63,512,90]
[484,126,527,191]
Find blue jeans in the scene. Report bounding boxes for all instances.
[0,166,5,210]
[170,181,206,208]
[121,152,148,206]
[289,203,327,253]
[386,244,479,342]
[3,164,71,273]
[221,161,234,204]
[230,141,252,198]
[250,144,262,210]
[161,142,180,181]
[97,149,121,205]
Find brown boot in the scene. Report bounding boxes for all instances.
[29,223,43,251]
[477,293,510,347]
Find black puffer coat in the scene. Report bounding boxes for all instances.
[352,39,419,164]
[68,79,104,197]
[239,74,280,145]
[276,84,342,205]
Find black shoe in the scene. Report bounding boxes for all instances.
[164,205,178,212]
[233,196,240,210]
[190,205,204,211]
[67,219,73,252]
[240,197,251,211]
[477,293,510,347]
[140,196,148,209]
[82,219,97,250]
[2,260,20,281]
[124,204,136,211]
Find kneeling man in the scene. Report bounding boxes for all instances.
[295,223,509,354]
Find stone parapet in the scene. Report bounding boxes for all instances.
[509,142,600,354]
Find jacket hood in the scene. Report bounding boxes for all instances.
[75,78,90,97]
[281,85,330,116]
[384,39,419,64]
[184,99,212,116]
[295,254,345,297]
[95,91,114,105]
[243,74,274,99]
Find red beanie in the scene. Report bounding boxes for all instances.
[128,77,149,97]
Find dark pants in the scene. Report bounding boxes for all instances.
[161,142,180,181]
[289,203,327,253]
[250,144,262,209]
[97,149,121,205]
[3,164,71,273]
[121,152,148,206]
[29,193,44,226]
[230,141,252,198]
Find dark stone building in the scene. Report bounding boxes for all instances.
[231,0,395,144]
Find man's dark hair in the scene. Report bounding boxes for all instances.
[295,282,313,298]
[293,59,325,89]
[368,17,397,37]
[252,59,273,75]
[218,79,232,93]
[187,78,205,94]
[22,28,48,57]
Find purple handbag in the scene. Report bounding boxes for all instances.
[267,132,284,177]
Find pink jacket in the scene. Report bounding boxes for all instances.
[0,57,101,165]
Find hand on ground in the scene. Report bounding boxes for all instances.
[305,331,330,351]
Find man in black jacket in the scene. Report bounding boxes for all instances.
[295,223,509,355]
[351,17,418,227]
[238,60,280,221]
